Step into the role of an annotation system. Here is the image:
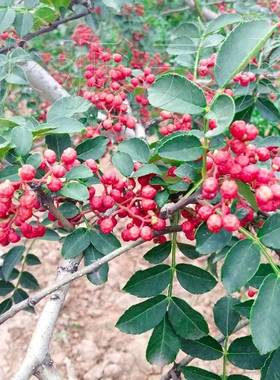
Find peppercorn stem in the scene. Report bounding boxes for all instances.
[168,212,179,298]
[222,337,228,380]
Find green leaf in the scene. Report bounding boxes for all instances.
[47,96,91,121]
[89,229,120,254]
[176,264,217,294]
[256,97,280,123]
[248,264,274,289]
[0,8,16,33]
[234,300,254,319]
[66,165,92,180]
[155,190,169,208]
[251,274,280,354]
[205,94,235,138]
[76,136,108,161]
[214,20,274,88]
[167,36,196,56]
[146,315,180,365]
[206,13,243,34]
[227,376,253,380]
[181,366,221,380]
[0,298,12,314]
[0,280,14,296]
[144,242,171,264]
[84,244,108,285]
[13,288,28,303]
[61,228,91,258]
[25,254,41,266]
[58,202,80,219]
[221,239,260,293]
[213,296,240,336]
[33,6,57,28]
[19,271,39,289]
[14,12,33,37]
[60,182,89,202]
[132,163,161,177]
[0,165,19,181]
[26,153,42,169]
[10,126,33,156]
[181,335,223,361]
[228,336,269,369]
[118,138,150,163]
[175,162,200,181]
[203,34,224,48]
[196,223,231,255]
[177,243,199,259]
[173,22,200,38]
[236,181,258,211]
[116,295,168,334]
[45,134,71,158]
[43,117,84,134]
[168,297,208,339]
[112,151,134,177]
[2,246,25,281]
[255,136,280,148]
[148,74,206,115]
[258,214,280,249]
[6,65,27,85]
[158,134,202,162]
[123,264,172,298]
[40,229,60,241]
[261,347,280,380]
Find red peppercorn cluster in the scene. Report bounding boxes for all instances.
[89,170,167,242]
[158,111,192,136]
[0,139,173,246]
[122,3,145,16]
[233,72,256,87]
[0,172,46,246]
[179,119,280,236]
[198,54,216,78]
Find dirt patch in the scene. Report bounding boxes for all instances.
[0,236,258,380]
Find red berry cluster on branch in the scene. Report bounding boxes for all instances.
[158,111,192,136]
[233,72,256,87]
[180,119,280,237]
[198,54,216,78]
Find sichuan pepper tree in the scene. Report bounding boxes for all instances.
[1,1,280,379]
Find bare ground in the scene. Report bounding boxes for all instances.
[0,235,258,380]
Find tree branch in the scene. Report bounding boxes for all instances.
[2,239,142,328]
[0,9,93,54]
[160,320,249,380]
[21,60,70,102]
[160,189,201,219]
[33,184,74,232]
[185,0,217,20]
[1,226,182,327]
[34,354,62,380]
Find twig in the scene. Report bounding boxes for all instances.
[0,9,93,54]
[160,189,201,219]
[33,184,74,232]
[144,117,161,130]
[160,320,249,380]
